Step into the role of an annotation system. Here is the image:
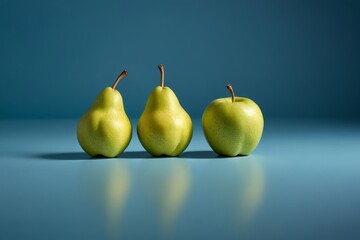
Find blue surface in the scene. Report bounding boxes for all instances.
[1,0,360,119]
[1,119,360,239]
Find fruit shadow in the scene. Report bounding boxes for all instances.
[36,151,245,160]
[180,151,248,159]
[120,150,232,159]
[36,152,93,160]
[121,151,224,159]
[36,151,152,160]
[180,151,221,159]
[121,151,246,159]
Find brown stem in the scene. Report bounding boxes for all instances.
[226,84,235,103]
[112,70,128,90]
[158,64,165,88]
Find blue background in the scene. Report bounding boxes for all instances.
[1,0,360,119]
[1,2,360,239]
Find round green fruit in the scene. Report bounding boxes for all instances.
[202,84,264,157]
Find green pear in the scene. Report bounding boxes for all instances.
[137,64,193,157]
[202,84,264,156]
[77,70,132,158]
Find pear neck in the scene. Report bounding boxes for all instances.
[92,87,124,110]
[145,87,180,112]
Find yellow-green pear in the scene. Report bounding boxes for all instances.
[137,64,193,157]
[77,70,132,158]
[202,84,264,156]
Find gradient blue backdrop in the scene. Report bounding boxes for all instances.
[1,0,359,119]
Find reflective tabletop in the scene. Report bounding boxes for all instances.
[0,119,360,239]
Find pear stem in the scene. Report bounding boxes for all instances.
[112,70,128,90]
[227,84,235,103]
[158,64,165,88]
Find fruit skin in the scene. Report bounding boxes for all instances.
[77,87,132,158]
[202,97,263,156]
[137,86,193,157]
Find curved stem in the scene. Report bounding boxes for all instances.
[226,84,235,103]
[158,64,165,88]
[112,70,128,90]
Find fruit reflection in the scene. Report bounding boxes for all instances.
[201,156,265,234]
[138,159,191,237]
[79,160,131,239]
[235,158,265,228]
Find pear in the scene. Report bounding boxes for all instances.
[137,64,193,157]
[77,70,132,158]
